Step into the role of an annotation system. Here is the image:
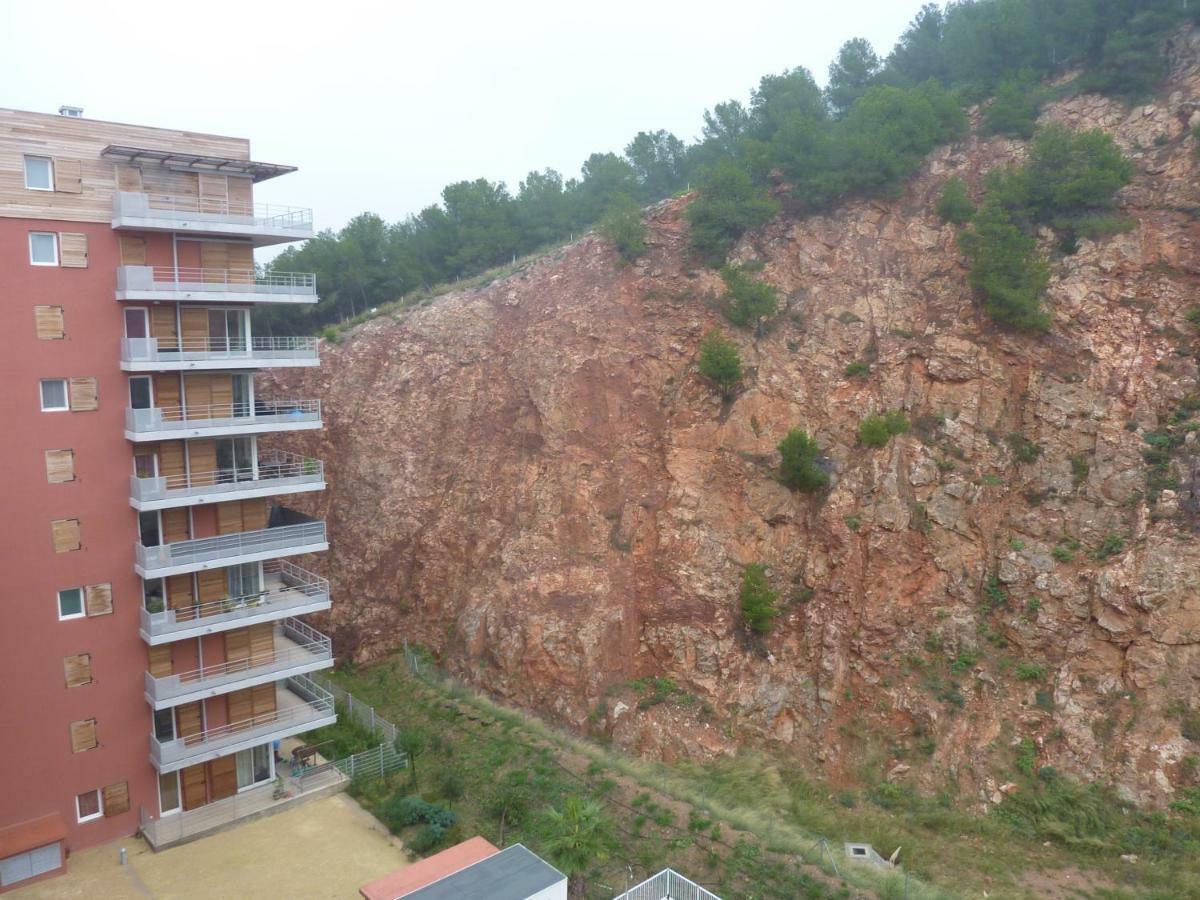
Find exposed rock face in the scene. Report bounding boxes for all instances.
[272,30,1200,809]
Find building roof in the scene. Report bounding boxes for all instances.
[402,844,565,900]
[359,836,499,900]
[100,144,296,182]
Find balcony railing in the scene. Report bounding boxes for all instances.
[144,618,332,706]
[117,265,317,302]
[150,675,335,771]
[131,449,324,506]
[114,190,313,232]
[136,520,328,577]
[125,399,321,436]
[121,335,319,367]
[140,560,330,642]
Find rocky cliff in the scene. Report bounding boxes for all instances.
[271,30,1200,810]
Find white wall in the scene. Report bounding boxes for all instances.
[525,876,568,900]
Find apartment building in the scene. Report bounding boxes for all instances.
[0,107,335,892]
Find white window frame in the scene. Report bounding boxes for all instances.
[29,232,59,266]
[39,378,69,412]
[57,587,85,621]
[24,156,53,191]
[75,788,103,823]
[157,770,181,816]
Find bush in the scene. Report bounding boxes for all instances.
[1093,533,1125,560]
[739,563,779,635]
[777,428,829,492]
[936,177,975,225]
[378,794,457,836]
[685,158,779,266]
[697,330,743,398]
[1015,662,1046,682]
[960,201,1050,331]
[981,79,1041,139]
[843,360,870,378]
[858,411,909,448]
[719,265,779,327]
[597,194,648,264]
[321,326,341,344]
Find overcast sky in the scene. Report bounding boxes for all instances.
[1,1,917,241]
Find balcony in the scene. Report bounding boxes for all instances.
[135,518,328,579]
[117,265,317,305]
[112,191,314,245]
[141,560,331,645]
[125,399,321,442]
[121,336,319,372]
[145,618,333,709]
[150,675,336,773]
[131,449,325,511]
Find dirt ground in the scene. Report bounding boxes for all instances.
[9,794,409,899]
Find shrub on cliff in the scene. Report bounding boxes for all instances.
[597,194,648,264]
[719,264,779,327]
[739,563,779,635]
[859,411,910,448]
[685,158,779,266]
[698,330,743,398]
[980,78,1041,139]
[936,177,975,225]
[960,201,1051,330]
[778,428,829,492]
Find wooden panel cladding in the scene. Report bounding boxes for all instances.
[216,498,268,535]
[175,702,202,743]
[228,684,277,729]
[249,623,274,665]
[197,569,226,605]
[34,305,65,339]
[147,645,173,678]
[161,507,189,544]
[228,244,254,283]
[150,307,177,343]
[180,307,209,348]
[159,440,185,478]
[208,755,237,801]
[0,107,251,224]
[69,718,98,753]
[181,764,207,811]
[51,518,80,553]
[199,241,227,276]
[53,158,82,193]
[167,574,196,621]
[227,688,252,725]
[198,173,228,213]
[188,439,216,481]
[183,372,231,417]
[85,583,113,617]
[227,177,252,215]
[59,232,88,267]
[44,448,75,483]
[224,628,250,668]
[101,782,130,817]
[63,653,92,688]
[154,373,181,414]
[252,682,276,716]
[68,376,98,411]
[119,237,146,266]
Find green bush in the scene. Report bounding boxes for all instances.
[858,411,909,448]
[597,194,648,264]
[739,563,779,635]
[959,201,1051,330]
[777,428,829,493]
[697,330,743,397]
[981,79,1041,139]
[719,265,779,327]
[936,177,976,225]
[843,360,870,378]
[378,794,457,836]
[1093,533,1125,560]
[321,326,341,344]
[685,158,779,266]
[1015,662,1046,682]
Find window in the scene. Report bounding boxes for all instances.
[29,232,58,266]
[158,772,180,815]
[128,376,153,410]
[153,708,175,742]
[58,588,84,620]
[236,744,272,790]
[75,789,102,823]
[40,379,68,411]
[24,156,53,191]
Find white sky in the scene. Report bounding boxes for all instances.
[0,1,917,239]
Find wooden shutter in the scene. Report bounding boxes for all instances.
[180,307,209,351]
[187,439,217,485]
[181,764,207,811]
[227,688,253,727]
[85,583,113,617]
[175,702,202,743]
[227,244,254,284]
[63,653,92,687]
[251,683,276,717]
[116,164,143,193]
[242,498,268,533]
[161,508,189,544]
[69,718,98,752]
[44,449,75,483]
[200,242,229,282]
[184,373,213,418]
[59,233,88,267]
[101,782,130,817]
[155,373,181,421]
[150,307,178,342]
[198,174,228,214]
[224,629,251,672]
[159,441,185,478]
[197,569,226,605]
[216,501,242,535]
[227,177,252,215]
[119,237,146,266]
[69,377,98,411]
[208,756,237,801]
[167,574,196,621]
[249,623,274,666]
[51,519,81,552]
[54,158,82,193]
[210,374,233,413]
[34,305,65,339]
[147,645,173,678]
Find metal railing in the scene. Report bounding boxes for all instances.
[136,520,327,573]
[117,265,317,297]
[121,335,319,364]
[131,449,324,503]
[150,675,334,767]
[307,673,400,746]
[125,398,321,434]
[115,190,313,230]
[144,618,332,703]
[140,560,329,639]
[612,869,723,900]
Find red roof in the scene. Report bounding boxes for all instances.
[360,836,500,900]
[0,813,67,859]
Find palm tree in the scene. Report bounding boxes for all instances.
[539,795,612,899]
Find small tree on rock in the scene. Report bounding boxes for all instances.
[740,563,779,635]
[597,194,648,264]
[698,330,743,398]
[719,264,779,327]
[395,726,426,789]
[936,177,975,225]
[778,428,829,492]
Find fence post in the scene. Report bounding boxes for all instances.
[370,707,376,733]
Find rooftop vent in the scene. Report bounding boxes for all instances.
[58,105,83,118]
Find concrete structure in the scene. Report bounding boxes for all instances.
[0,107,331,892]
[360,839,567,900]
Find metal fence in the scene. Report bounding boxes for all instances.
[611,868,723,900]
[309,672,400,745]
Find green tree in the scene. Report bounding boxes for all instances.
[858,415,892,448]
[624,130,690,200]
[1021,125,1134,224]
[827,38,882,115]
[981,77,1041,138]
[395,727,427,789]
[937,177,976,225]
[719,265,778,327]
[441,179,519,276]
[960,201,1050,330]
[685,158,779,266]
[697,330,743,398]
[739,563,779,635]
[597,194,647,264]
[777,428,829,492]
[514,169,572,250]
[574,152,639,226]
[539,795,612,899]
